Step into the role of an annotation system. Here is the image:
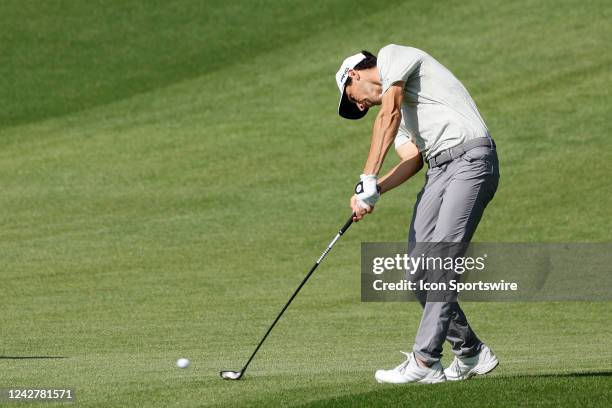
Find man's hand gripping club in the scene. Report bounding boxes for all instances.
[352,174,380,221]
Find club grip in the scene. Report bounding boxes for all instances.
[339,213,355,235]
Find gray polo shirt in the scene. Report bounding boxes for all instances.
[377,44,490,159]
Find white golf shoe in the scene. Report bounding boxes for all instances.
[374,352,446,384]
[444,345,499,381]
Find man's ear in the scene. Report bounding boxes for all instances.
[348,69,360,81]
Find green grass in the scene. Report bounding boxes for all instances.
[1,0,611,406]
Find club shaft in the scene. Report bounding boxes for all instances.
[239,214,355,376]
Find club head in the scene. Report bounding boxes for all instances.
[220,370,243,380]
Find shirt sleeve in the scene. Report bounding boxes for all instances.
[394,124,414,149]
[377,44,424,94]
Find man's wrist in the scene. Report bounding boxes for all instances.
[360,174,382,193]
[355,174,381,206]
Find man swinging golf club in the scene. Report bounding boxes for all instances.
[336,44,500,384]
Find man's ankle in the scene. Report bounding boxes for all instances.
[415,355,433,368]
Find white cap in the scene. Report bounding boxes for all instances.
[335,52,368,120]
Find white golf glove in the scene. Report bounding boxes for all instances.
[354,174,380,208]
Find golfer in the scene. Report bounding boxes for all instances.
[336,44,500,383]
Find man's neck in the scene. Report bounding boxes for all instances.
[363,67,382,86]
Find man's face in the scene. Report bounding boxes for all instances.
[345,69,382,112]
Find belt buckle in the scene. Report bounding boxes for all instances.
[429,155,439,168]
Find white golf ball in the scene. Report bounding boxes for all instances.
[176,358,190,368]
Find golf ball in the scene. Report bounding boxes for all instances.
[176,358,190,368]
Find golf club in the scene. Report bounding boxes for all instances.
[220,213,356,380]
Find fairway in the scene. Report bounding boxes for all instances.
[1,0,611,406]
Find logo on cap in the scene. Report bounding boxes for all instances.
[340,67,350,84]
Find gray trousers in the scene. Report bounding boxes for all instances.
[408,144,499,364]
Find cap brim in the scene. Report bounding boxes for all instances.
[338,89,368,120]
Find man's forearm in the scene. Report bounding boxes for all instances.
[378,154,423,194]
[363,110,401,175]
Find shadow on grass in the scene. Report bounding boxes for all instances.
[0,356,67,360]
[515,370,612,378]
[297,371,612,408]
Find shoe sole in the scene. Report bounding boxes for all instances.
[446,355,499,381]
[418,377,447,384]
[470,356,499,378]
[375,376,447,384]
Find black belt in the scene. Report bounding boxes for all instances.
[427,137,495,168]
